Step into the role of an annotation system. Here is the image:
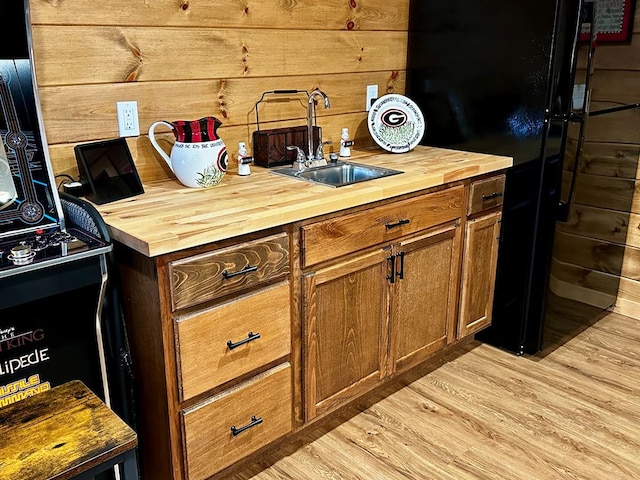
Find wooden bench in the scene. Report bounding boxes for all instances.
[0,380,138,480]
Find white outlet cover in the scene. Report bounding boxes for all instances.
[366,85,378,112]
[117,101,140,137]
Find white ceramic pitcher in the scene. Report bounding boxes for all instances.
[148,116,228,188]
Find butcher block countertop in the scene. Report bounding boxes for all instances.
[94,146,512,257]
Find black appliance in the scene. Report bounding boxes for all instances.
[406,0,595,354]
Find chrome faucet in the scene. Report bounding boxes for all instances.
[307,89,330,161]
[286,145,309,172]
[315,140,333,161]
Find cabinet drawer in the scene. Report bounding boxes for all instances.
[467,174,505,216]
[169,232,289,311]
[182,364,292,480]
[302,186,463,267]
[175,282,291,401]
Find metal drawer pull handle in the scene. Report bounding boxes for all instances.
[227,331,261,350]
[230,415,263,436]
[386,255,396,284]
[385,218,410,229]
[482,192,503,201]
[222,265,258,279]
[396,252,405,280]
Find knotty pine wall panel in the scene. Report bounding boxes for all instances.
[553,230,640,281]
[586,102,640,143]
[551,3,640,317]
[572,173,640,212]
[549,258,619,309]
[565,141,640,178]
[38,72,405,144]
[32,29,406,85]
[556,204,640,247]
[30,0,408,30]
[28,0,409,182]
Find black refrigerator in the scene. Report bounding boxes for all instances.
[406,0,594,354]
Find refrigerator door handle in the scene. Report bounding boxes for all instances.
[557,1,598,223]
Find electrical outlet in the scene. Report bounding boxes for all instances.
[117,101,140,137]
[366,85,378,112]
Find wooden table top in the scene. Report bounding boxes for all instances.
[95,146,512,257]
[0,380,137,480]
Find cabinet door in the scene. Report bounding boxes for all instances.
[303,249,390,421]
[458,211,502,338]
[389,224,462,374]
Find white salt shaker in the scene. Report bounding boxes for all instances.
[340,128,353,157]
[238,142,252,176]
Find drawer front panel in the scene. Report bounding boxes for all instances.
[468,174,506,216]
[302,186,463,267]
[182,364,292,480]
[169,232,289,311]
[175,282,291,401]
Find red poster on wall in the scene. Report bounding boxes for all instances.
[581,0,636,43]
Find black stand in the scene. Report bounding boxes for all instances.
[0,245,111,406]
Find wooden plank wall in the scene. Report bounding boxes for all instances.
[28,0,409,183]
[551,5,640,318]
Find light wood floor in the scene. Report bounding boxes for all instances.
[231,293,640,479]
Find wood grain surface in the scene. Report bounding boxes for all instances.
[553,15,640,318]
[391,226,460,371]
[567,141,640,178]
[182,363,293,480]
[28,0,409,182]
[30,0,409,30]
[301,185,463,267]
[94,146,511,257]
[225,294,640,480]
[0,380,137,480]
[175,282,291,401]
[169,232,290,310]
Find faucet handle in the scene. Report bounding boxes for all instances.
[315,140,333,160]
[286,145,308,171]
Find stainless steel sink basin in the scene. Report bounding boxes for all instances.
[270,161,403,187]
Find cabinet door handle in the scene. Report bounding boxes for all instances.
[396,252,405,280]
[482,192,503,201]
[385,218,410,229]
[222,265,258,279]
[227,331,261,350]
[230,415,263,436]
[386,255,396,284]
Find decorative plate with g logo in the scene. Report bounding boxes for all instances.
[367,94,425,153]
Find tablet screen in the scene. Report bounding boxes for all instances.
[75,138,144,205]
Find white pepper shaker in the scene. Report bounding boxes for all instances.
[238,142,252,176]
[340,128,353,157]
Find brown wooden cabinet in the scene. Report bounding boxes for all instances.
[302,248,391,420]
[457,174,505,339]
[457,212,502,338]
[116,172,508,479]
[116,229,293,480]
[390,223,462,374]
[301,187,465,421]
